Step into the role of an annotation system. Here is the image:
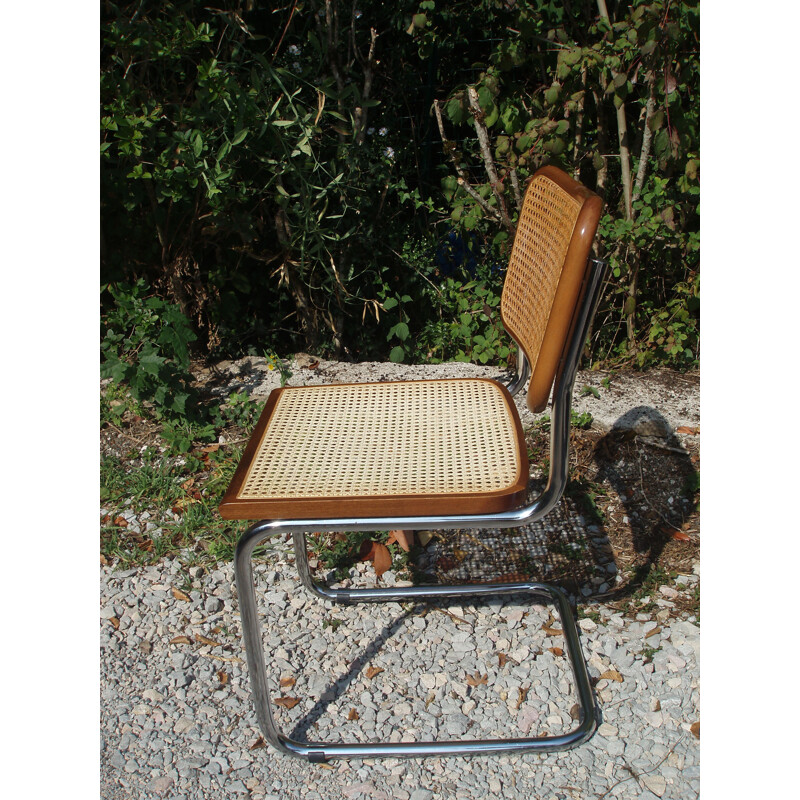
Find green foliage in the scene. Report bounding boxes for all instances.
[211,390,264,432]
[102,0,699,375]
[570,411,594,430]
[100,445,251,567]
[417,277,511,366]
[100,280,200,420]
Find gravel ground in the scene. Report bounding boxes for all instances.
[100,549,699,800]
[100,359,700,798]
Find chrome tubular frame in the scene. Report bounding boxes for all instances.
[233,259,608,762]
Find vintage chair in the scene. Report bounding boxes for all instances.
[220,165,607,762]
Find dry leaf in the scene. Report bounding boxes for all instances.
[279,676,296,689]
[386,530,415,552]
[437,556,456,572]
[347,708,360,721]
[466,672,488,687]
[498,653,508,667]
[672,530,691,541]
[365,666,384,680]
[274,697,300,709]
[570,703,581,720]
[417,530,434,547]
[548,647,564,656]
[516,687,529,709]
[249,736,266,750]
[690,720,700,739]
[645,626,662,639]
[100,553,110,567]
[600,669,624,682]
[195,634,222,647]
[172,587,191,601]
[113,515,129,528]
[359,541,393,578]
[217,669,228,685]
[542,625,563,636]
[677,426,699,435]
[169,635,192,645]
[109,617,120,630]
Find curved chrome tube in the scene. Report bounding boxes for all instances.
[503,345,530,397]
[236,527,597,761]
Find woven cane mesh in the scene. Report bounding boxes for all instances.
[238,380,522,500]
[501,174,582,371]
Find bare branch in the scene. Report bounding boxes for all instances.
[466,87,513,230]
[632,73,657,205]
[354,28,378,144]
[432,100,504,224]
[509,168,523,213]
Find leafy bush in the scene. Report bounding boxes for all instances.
[102,0,700,380]
[100,280,199,419]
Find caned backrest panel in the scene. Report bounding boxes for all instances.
[501,166,602,413]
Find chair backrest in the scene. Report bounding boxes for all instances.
[501,165,603,413]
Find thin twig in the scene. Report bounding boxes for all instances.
[509,168,523,213]
[594,735,683,800]
[104,422,147,447]
[272,0,298,61]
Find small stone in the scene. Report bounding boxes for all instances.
[641,774,667,796]
[597,723,618,737]
[419,674,436,691]
[205,596,223,614]
[149,775,173,794]
[578,618,597,632]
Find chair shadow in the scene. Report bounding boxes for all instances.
[286,592,561,744]
[418,404,699,603]
[287,603,417,742]
[286,405,698,740]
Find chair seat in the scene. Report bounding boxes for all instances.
[219,378,530,520]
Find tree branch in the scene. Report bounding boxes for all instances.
[632,73,657,205]
[432,99,504,224]
[466,86,513,230]
[597,0,632,221]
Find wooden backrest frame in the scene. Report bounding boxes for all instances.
[501,165,603,413]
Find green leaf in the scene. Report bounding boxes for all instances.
[139,352,165,376]
[389,346,405,363]
[394,322,410,341]
[231,128,249,145]
[382,297,398,311]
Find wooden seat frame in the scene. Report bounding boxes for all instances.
[221,167,608,762]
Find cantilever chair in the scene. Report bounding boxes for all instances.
[220,165,608,762]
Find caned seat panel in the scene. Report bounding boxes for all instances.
[501,166,602,413]
[218,378,529,520]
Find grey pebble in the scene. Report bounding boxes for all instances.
[101,549,699,800]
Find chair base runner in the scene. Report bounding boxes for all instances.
[234,525,599,762]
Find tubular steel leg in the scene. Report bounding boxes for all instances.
[235,523,598,762]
